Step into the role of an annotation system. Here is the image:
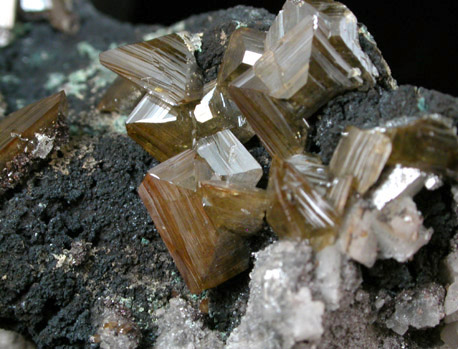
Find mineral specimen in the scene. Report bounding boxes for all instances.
[0,91,68,191]
[267,156,340,250]
[97,76,144,114]
[138,132,263,293]
[100,32,203,106]
[229,0,378,159]
[329,126,392,194]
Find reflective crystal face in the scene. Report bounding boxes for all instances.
[0,91,68,189]
[257,0,378,100]
[267,157,340,250]
[218,27,266,84]
[100,32,203,106]
[229,69,309,159]
[196,129,262,187]
[138,146,265,293]
[329,126,392,194]
[125,94,195,162]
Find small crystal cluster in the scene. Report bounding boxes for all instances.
[99,0,458,294]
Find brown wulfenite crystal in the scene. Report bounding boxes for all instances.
[138,131,264,293]
[100,32,203,106]
[0,91,68,191]
[229,0,378,159]
[267,156,340,250]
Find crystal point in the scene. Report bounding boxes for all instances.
[0,91,68,190]
[196,130,262,187]
[218,27,266,84]
[100,32,203,106]
[138,148,263,293]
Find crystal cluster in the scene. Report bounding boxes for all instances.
[99,0,458,293]
[0,91,68,192]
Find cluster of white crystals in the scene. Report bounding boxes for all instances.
[227,241,325,349]
[441,249,458,346]
[386,283,445,335]
[154,298,223,349]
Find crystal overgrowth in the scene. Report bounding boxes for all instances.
[100,32,203,106]
[0,91,68,190]
[138,131,264,293]
[229,0,378,159]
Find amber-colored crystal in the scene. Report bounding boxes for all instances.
[100,32,203,106]
[193,82,255,144]
[125,95,195,162]
[329,126,392,194]
[384,115,458,178]
[267,157,340,250]
[97,77,144,114]
[229,69,309,159]
[217,27,266,85]
[288,153,330,195]
[138,149,262,293]
[0,91,68,189]
[326,175,355,214]
[198,180,269,237]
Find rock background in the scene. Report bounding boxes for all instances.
[0,0,457,348]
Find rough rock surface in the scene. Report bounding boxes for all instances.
[0,0,457,348]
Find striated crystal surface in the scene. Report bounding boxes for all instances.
[229,69,309,159]
[267,157,340,250]
[97,76,144,114]
[287,153,330,195]
[329,126,392,194]
[326,175,354,214]
[198,180,269,237]
[125,94,195,162]
[196,129,262,187]
[100,32,203,106]
[0,91,68,189]
[255,0,378,100]
[138,150,251,293]
[383,114,458,178]
[194,81,255,143]
[218,27,266,84]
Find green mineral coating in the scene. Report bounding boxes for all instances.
[142,21,186,41]
[417,96,427,112]
[141,237,150,245]
[45,72,66,91]
[28,50,54,68]
[1,75,20,85]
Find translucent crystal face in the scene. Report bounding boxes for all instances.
[100,32,203,106]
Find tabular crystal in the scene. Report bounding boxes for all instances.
[138,132,263,293]
[100,32,203,106]
[0,91,68,190]
[329,126,392,194]
[384,114,458,179]
[267,157,340,250]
